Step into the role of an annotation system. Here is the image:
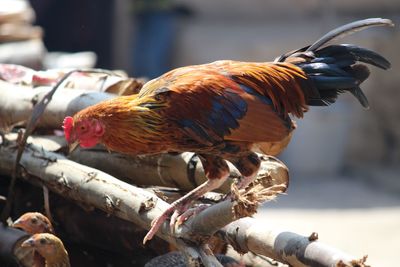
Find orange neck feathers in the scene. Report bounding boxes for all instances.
[74,94,171,155]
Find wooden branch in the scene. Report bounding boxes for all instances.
[175,181,287,244]
[70,149,232,192]
[8,133,288,194]
[70,149,288,194]
[219,218,369,267]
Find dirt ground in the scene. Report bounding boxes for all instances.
[256,175,400,267]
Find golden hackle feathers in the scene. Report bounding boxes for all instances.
[73,94,173,154]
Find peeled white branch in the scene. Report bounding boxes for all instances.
[220,218,369,267]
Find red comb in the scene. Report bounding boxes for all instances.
[62,116,74,142]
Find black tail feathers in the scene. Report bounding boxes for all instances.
[276,18,393,109]
[299,44,390,108]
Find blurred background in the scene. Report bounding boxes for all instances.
[1,0,399,266]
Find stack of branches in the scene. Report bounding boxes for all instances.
[0,65,370,267]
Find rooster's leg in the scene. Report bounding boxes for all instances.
[172,203,211,229]
[143,155,229,244]
[231,152,261,190]
[144,177,228,244]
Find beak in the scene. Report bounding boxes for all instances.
[11,218,23,229]
[21,237,35,248]
[69,140,80,153]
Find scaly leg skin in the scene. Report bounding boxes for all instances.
[231,152,261,191]
[169,204,189,233]
[143,175,228,244]
[173,203,211,229]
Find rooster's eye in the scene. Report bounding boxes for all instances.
[31,218,38,224]
[80,126,86,131]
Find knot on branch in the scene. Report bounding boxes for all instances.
[139,197,156,214]
[308,232,319,241]
[104,195,121,215]
[56,172,72,192]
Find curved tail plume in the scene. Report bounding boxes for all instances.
[307,18,394,52]
[275,18,393,110]
[275,18,394,63]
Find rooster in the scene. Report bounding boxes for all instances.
[63,18,392,244]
